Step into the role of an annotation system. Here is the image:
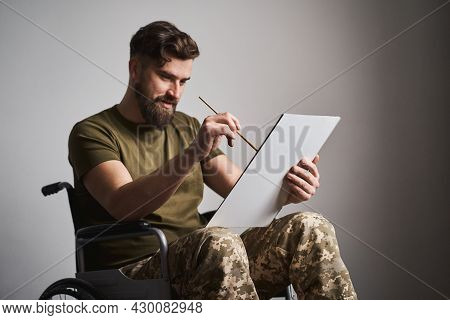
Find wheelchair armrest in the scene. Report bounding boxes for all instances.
[75,221,169,279]
[76,220,159,242]
[41,182,73,196]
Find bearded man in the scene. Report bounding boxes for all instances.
[68,21,357,299]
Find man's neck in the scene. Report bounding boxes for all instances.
[117,89,146,124]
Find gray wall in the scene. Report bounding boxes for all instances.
[0,0,448,299]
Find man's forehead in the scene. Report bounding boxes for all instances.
[157,58,193,79]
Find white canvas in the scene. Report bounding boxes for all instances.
[207,114,341,234]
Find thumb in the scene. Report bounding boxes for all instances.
[313,154,320,164]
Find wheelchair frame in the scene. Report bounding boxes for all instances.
[40,181,295,300]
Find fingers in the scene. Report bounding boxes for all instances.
[298,158,320,180]
[206,112,240,134]
[203,112,241,148]
[286,172,316,195]
[228,113,241,132]
[289,165,320,189]
[283,156,321,205]
[194,113,240,160]
[204,122,235,147]
[285,180,312,203]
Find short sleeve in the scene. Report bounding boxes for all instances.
[191,117,224,162]
[68,121,121,180]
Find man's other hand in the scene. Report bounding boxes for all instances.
[282,155,320,205]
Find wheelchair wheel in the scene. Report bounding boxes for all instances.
[40,278,100,300]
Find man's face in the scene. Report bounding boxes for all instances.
[133,57,193,128]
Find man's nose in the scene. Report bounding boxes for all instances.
[167,82,181,101]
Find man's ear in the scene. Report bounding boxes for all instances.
[129,57,140,83]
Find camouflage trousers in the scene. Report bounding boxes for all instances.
[120,212,357,300]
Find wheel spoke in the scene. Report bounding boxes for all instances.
[40,279,96,300]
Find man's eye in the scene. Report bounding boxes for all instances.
[180,81,186,86]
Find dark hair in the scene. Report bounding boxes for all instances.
[130,21,200,66]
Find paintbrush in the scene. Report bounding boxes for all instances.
[198,96,258,151]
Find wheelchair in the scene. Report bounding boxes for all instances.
[39,181,296,300]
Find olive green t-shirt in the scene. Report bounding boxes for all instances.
[68,105,223,271]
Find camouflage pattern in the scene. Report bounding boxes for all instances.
[241,212,357,299]
[120,226,258,299]
[120,212,357,300]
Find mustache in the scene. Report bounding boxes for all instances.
[153,95,178,105]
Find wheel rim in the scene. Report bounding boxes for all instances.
[48,288,84,300]
[40,278,98,300]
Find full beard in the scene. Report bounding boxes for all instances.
[134,82,177,129]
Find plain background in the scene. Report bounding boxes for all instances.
[0,0,448,299]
